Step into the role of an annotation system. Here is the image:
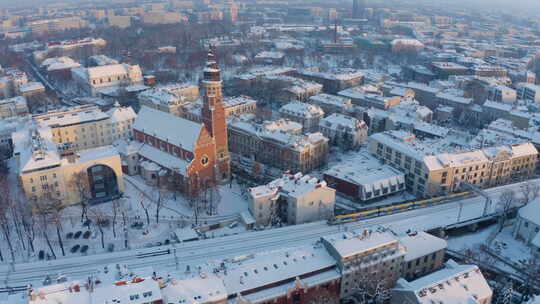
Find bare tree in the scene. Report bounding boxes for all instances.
[139,196,151,226]
[49,200,66,257]
[520,181,540,204]
[68,171,91,223]
[88,207,108,249]
[0,175,16,261]
[34,199,56,259]
[155,189,166,224]
[497,189,516,232]
[21,204,37,254]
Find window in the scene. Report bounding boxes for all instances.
[129,294,139,300]
[40,175,47,181]
[143,291,153,298]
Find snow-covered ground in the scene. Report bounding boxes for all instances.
[447,222,534,274]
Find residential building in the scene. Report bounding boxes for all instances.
[319,113,368,149]
[0,96,28,119]
[228,118,329,174]
[132,51,230,194]
[71,63,143,96]
[399,232,447,281]
[248,172,335,226]
[138,88,187,116]
[338,87,402,110]
[295,69,364,94]
[430,62,469,79]
[222,96,257,118]
[516,83,540,103]
[322,231,406,298]
[487,85,517,103]
[279,102,325,133]
[324,152,405,202]
[13,126,124,206]
[369,131,538,197]
[514,197,540,257]
[34,104,136,151]
[392,260,493,304]
[309,94,353,116]
[108,15,131,28]
[0,68,28,99]
[19,82,46,100]
[27,17,88,35]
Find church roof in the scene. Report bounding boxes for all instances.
[133,106,203,152]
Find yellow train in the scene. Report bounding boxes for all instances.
[328,191,472,225]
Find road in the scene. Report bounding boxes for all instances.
[0,178,537,288]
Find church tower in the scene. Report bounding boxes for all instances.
[202,49,230,182]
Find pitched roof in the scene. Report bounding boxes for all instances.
[133,106,203,152]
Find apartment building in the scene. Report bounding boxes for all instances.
[392,260,492,304]
[34,104,136,151]
[248,172,335,226]
[309,93,353,116]
[319,113,368,149]
[487,85,517,103]
[516,83,540,103]
[228,118,329,174]
[13,126,124,206]
[369,131,538,197]
[295,69,364,94]
[72,63,143,96]
[0,68,28,99]
[222,96,257,118]
[399,232,447,281]
[27,17,88,35]
[0,96,28,119]
[279,101,325,133]
[138,88,186,116]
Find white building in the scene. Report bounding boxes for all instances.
[138,88,186,116]
[391,260,493,304]
[324,152,405,201]
[72,63,143,96]
[279,101,325,133]
[487,85,517,103]
[0,68,28,98]
[0,96,28,119]
[319,113,368,149]
[309,93,353,115]
[514,197,540,257]
[40,57,82,72]
[248,172,335,226]
[516,83,540,103]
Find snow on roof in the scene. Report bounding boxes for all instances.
[320,113,366,131]
[162,275,227,304]
[436,92,472,105]
[234,66,296,81]
[133,106,203,152]
[20,81,45,93]
[40,56,81,71]
[280,101,324,118]
[14,126,61,174]
[322,231,399,259]
[395,260,492,304]
[138,88,184,106]
[106,105,137,123]
[325,152,404,189]
[413,122,449,137]
[222,245,335,295]
[309,93,352,107]
[255,51,285,59]
[519,197,540,225]
[298,68,365,81]
[483,100,512,112]
[92,278,162,304]
[517,82,540,91]
[138,144,189,175]
[223,96,257,108]
[399,232,447,262]
[34,105,109,128]
[250,172,330,199]
[89,54,119,66]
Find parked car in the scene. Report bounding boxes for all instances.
[107,243,114,252]
[82,231,91,239]
[66,232,74,239]
[70,245,80,253]
[73,231,82,239]
[80,245,89,254]
[38,250,45,260]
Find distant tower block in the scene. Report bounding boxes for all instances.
[353,0,366,19]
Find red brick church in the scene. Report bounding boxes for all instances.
[132,51,230,195]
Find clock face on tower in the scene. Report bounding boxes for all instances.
[201,155,209,166]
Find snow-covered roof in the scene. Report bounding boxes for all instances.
[483,100,512,112]
[138,144,189,175]
[309,93,352,107]
[325,153,404,189]
[91,278,162,304]
[138,88,184,106]
[234,66,296,81]
[280,101,324,118]
[40,56,81,71]
[320,113,366,132]
[519,197,540,226]
[254,51,285,59]
[223,96,257,108]
[34,105,109,128]
[298,68,365,81]
[106,105,137,123]
[19,81,45,93]
[322,231,399,259]
[133,106,203,152]
[162,275,226,304]
[250,172,331,199]
[399,232,447,262]
[394,260,492,304]
[222,245,335,295]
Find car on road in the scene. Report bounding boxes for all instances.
[70,245,80,253]
[80,245,89,254]
[82,231,91,239]
[73,231,82,239]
